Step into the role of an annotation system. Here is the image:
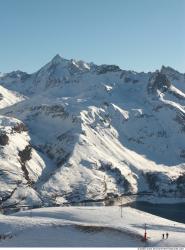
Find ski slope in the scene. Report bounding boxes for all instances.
[0,206,185,247]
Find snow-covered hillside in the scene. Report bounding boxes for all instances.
[0,85,24,109]
[0,206,185,247]
[0,55,185,209]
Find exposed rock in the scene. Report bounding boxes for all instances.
[124,77,132,83]
[19,145,32,163]
[132,79,139,84]
[12,123,28,133]
[99,161,132,193]
[148,72,171,94]
[97,65,121,74]
[0,133,9,146]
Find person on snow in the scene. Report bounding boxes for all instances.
[162,233,165,239]
[166,232,169,239]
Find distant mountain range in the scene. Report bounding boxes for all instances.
[0,55,185,210]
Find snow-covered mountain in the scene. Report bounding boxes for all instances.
[0,55,185,209]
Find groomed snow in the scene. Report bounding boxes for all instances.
[0,206,185,247]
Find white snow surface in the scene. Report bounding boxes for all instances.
[0,55,185,207]
[0,206,185,247]
[0,85,24,109]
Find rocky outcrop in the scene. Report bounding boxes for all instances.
[12,123,28,133]
[96,65,121,74]
[0,133,9,146]
[18,145,33,184]
[148,72,171,94]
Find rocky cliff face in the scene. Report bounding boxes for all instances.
[0,55,185,209]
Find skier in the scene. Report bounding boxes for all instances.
[166,232,169,239]
[162,233,165,239]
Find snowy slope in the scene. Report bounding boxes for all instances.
[0,55,185,208]
[0,85,25,109]
[0,206,185,247]
[0,115,46,209]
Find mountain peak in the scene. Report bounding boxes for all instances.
[51,54,68,65]
[160,65,181,75]
[147,71,172,94]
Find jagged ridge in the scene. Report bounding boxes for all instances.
[0,55,185,209]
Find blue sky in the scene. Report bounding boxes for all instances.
[0,0,185,73]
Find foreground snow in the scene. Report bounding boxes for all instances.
[0,206,185,247]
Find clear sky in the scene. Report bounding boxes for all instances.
[0,0,185,73]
